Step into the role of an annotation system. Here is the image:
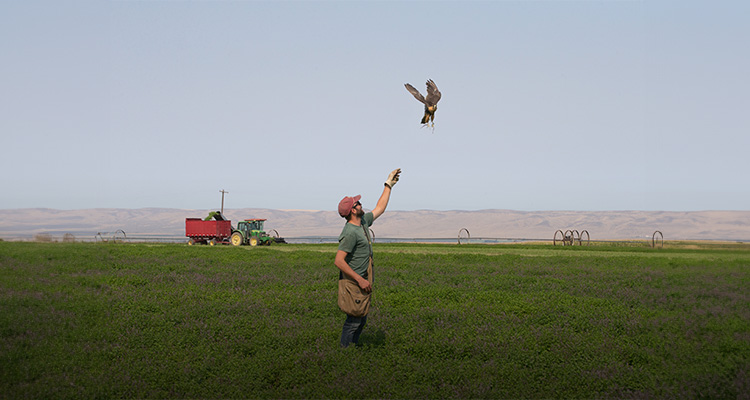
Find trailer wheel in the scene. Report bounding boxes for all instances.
[250,237,259,246]
[231,232,243,246]
[187,238,195,246]
[209,239,218,246]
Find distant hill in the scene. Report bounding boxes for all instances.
[1,208,749,241]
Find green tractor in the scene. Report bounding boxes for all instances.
[230,219,276,246]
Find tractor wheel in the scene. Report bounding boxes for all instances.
[250,237,259,246]
[231,232,243,246]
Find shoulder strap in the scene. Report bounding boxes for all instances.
[367,256,373,284]
[363,224,374,284]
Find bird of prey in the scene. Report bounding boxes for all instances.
[404,79,441,127]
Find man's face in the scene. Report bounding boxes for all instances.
[352,201,364,217]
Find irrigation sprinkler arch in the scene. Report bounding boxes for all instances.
[95,230,127,243]
[652,230,663,248]
[564,230,575,246]
[554,229,590,246]
[553,230,564,246]
[579,230,590,246]
[114,230,127,243]
[571,230,580,245]
[458,228,470,245]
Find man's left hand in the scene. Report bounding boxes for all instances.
[385,168,401,188]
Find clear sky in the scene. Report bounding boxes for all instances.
[2,0,748,212]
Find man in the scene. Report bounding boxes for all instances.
[335,168,401,347]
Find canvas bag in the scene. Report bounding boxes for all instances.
[337,257,373,317]
[338,224,374,317]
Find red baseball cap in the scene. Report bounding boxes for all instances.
[338,195,361,218]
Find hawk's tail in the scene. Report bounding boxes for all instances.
[421,113,430,124]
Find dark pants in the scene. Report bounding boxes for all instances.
[340,315,367,347]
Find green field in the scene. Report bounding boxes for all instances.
[1,241,748,398]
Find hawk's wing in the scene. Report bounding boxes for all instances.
[424,79,441,106]
[404,83,426,104]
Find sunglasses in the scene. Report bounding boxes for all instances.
[352,201,361,208]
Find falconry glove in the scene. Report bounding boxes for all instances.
[385,168,401,188]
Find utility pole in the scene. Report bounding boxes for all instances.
[219,189,229,214]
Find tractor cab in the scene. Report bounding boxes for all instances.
[239,218,266,232]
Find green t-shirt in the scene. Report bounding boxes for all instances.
[337,212,374,278]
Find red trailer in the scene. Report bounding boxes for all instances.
[185,218,232,246]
